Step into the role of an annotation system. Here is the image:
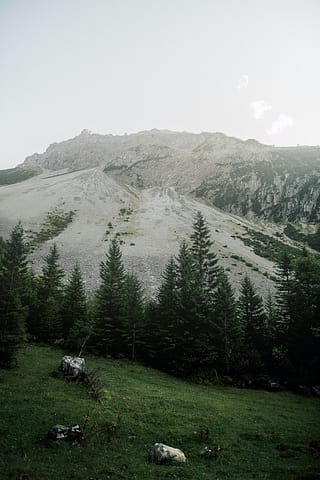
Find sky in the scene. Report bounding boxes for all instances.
[0,0,319,169]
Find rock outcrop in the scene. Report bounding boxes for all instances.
[60,356,85,378]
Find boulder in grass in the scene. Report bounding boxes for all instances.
[47,424,82,441]
[149,443,186,465]
[60,356,85,378]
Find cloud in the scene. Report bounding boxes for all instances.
[266,114,293,135]
[237,74,249,89]
[250,100,272,119]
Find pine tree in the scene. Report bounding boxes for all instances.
[284,253,320,382]
[173,241,215,375]
[148,257,179,368]
[25,272,42,339]
[190,211,220,295]
[212,272,240,374]
[238,275,266,373]
[262,291,282,374]
[37,243,64,341]
[93,238,125,356]
[62,263,90,351]
[276,252,294,330]
[0,223,28,367]
[122,272,145,360]
[264,291,277,339]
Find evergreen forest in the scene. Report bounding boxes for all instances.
[1,213,320,388]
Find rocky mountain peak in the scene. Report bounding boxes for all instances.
[21,129,320,222]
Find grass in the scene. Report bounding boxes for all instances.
[0,346,320,480]
[240,228,303,263]
[26,208,76,249]
[284,224,320,253]
[0,167,41,185]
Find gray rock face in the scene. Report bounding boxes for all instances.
[22,130,320,222]
[149,443,186,464]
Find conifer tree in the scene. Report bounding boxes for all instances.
[143,298,159,363]
[238,275,266,373]
[122,272,145,360]
[276,252,294,330]
[212,272,239,374]
[62,263,89,348]
[190,211,220,296]
[25,271,42,339]
[261,291,281,373]
[264,292,277,338]
[0,223,28,367]
[37,243,64,341]
[173,241,215,375]
[284,253,320,381]
[148,257,179,368]
[93,238,125,356]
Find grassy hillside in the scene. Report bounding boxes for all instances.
[0,166,41,185]
[0,346,319,480]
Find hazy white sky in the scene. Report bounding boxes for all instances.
[0,0,319,169]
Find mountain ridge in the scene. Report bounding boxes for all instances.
[22,129,320,223]
[1,129,319,294]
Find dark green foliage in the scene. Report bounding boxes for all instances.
[173,241,209,374]
[36,244,65,341]
[282,253,320,382]
[284,223,305,242]
[275,252,294,330]
[166,241,216,375]
[238,275,267,373]
[241,228,302,262]
[148,233,220,376]
[306,225,320,251]
[0,223,28,367]
[121,272,145,360]
[145,257,179,367]
[212,272,240,373]
[264,292,278,341]
[0,166,40,185]
[263,292,280,372]
[28,208,75,248]
[93,238,125,356]
[2,212,320,386]
[191,211,221,297]
[63,263,90,350]
[103,164,127,172]
[285,223,320,253]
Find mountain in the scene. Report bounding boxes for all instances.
[23,129,320,222]
[1,129,319,294]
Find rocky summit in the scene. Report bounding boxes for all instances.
[1,129,319,294]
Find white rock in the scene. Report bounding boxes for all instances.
[60,356,85,377]
[149,443,186,464]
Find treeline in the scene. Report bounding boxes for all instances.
[0,214,319,386]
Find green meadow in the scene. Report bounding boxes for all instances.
[0,346,319,480]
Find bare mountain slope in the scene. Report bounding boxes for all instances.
[0,165,278,295]
[23,129,320,222]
